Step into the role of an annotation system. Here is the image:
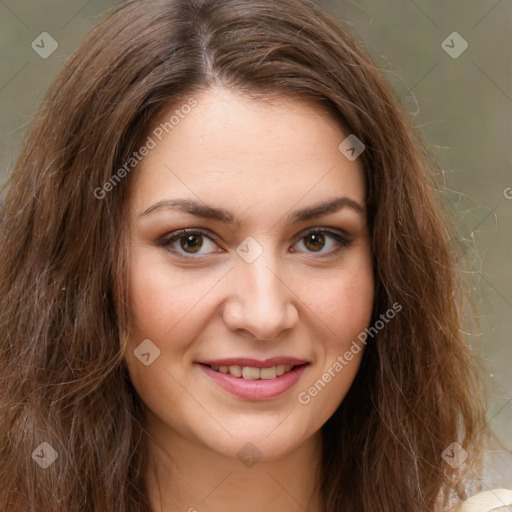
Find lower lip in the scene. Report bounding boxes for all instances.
[199,364,308,400]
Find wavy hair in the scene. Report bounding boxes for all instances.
[0,0,489,510]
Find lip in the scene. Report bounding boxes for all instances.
[198,362,309,401]
[198,356,308,368]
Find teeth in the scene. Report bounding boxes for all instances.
[229,365,242,377]
[276,365,286,376]
[210,364,295,379]
[260,366,277,379]
[242,367,260,380]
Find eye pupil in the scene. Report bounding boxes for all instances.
[305,233,325,252]
[180,234,203,253]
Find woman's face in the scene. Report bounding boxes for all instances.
[124,86,374,461]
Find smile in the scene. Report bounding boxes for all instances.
[197,358,309,400]
[208,364,296,379]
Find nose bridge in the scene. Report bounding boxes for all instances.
[223,236,297,339]
[242,249,283,303]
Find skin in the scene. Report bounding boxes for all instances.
[124,86,374,512]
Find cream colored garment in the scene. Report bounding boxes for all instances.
[457,488,512,511]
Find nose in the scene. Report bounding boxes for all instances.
[222,248,299,341]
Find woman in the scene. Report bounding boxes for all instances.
[0,0,503,510]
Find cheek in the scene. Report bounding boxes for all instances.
[124,253,200,414]
[332,269,374,342]
[124,249,227,396]
[293,258,374,421]
[302,259,374,351]
[123,253,194,394]
[128,247,175,330]
[127,249,212,341]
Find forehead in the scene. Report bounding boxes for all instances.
[128,87,366,218]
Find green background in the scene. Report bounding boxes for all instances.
[1,0,510,494]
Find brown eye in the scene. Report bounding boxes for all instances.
[303,233,325,252]
[158,228,221,257]
[291,229,352,256]
[180,234,203,253]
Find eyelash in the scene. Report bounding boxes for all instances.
[157,227,353,258]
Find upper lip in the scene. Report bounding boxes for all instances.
[198,357,309,368]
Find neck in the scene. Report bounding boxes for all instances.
[143,411,324,512]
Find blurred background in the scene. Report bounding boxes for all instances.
[1,0,510,498]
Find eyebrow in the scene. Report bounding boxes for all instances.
[139,196,364,224]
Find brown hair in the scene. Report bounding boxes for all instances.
[0,0,490,510]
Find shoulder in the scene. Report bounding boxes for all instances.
[448,488,512,512]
